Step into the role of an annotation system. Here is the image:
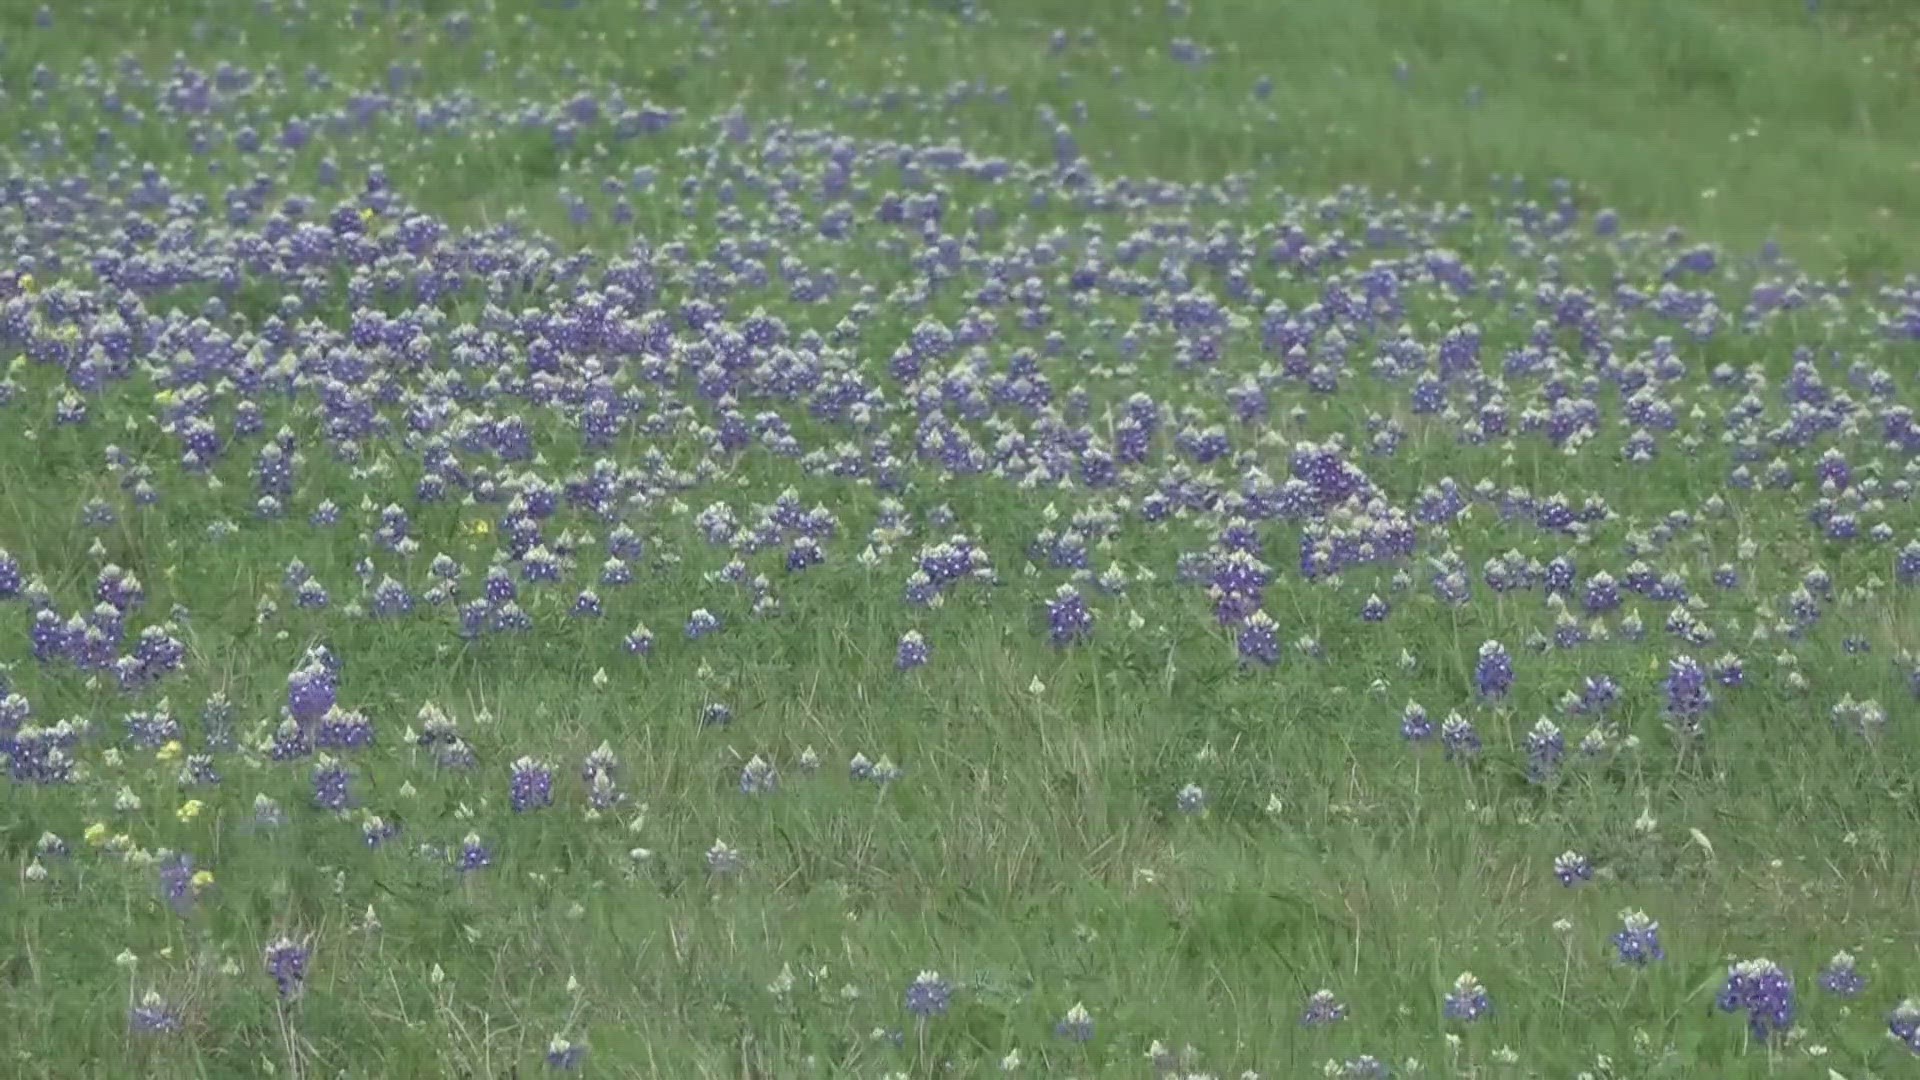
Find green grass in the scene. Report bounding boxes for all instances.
[1,0,1919,1077]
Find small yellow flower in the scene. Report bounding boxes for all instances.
[190,870,215,893]
[466,518,492,537]
[360,207,378,226]
[157,740,183,762]
[84,823,110,846]
[153,389,176,406]
[18,273,34,292]
[176,800,205,824]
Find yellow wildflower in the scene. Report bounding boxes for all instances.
[190,870,215,893]
[157,740,183,762]
[176,800,205,824]
[84,822,110,846]
[18,273,34,292]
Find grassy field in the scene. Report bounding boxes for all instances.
[2,0,1920,1077]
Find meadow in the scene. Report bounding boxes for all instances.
[3,0,1920,1076]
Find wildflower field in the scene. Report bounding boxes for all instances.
[5,0,1920,1076]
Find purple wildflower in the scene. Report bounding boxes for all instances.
[1045,583,1095,647]
[1054,1002,1094,1042]
[129,990,182,1034]
[1610,910,1664,965]
[1553,850,1592,887]
[1890,999,1920,1054]
[1301,988,1347,1026]
[1717,959,1795,1041]
[905,970,951,1018]
[1400,701,1432,742]
[896,630,929,670]
[1236,610,1281,665]
[509,756,554,812]
[311,756,352,811]
[546,1037,587,1071]
[1474,640,1512,699]
[455,832,492,872]
[1442,972,1491,1022]
[263,937,310,1000]
[1818,951,1865,997]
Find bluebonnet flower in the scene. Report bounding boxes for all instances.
[1817,951,1865,997]
[580,741,618,786]
[785,537,824,572]
[1400,701,1432,742]
[1236,610,1281,665]
[370,576,414,617]
[1717,958,1794,1041]
[455,832,492,872]
[546,1036,586,1071]
[1610,910,1664,965]
[312,756,352,811]
[739,754,778,795]
[570,590,602,619]
[521,546,562,584]
[1899,541,1920,586]
[263,937,310,1000]
[1550,608,1587,650]
[1175,783,1206,813]
[316,707,374,750]
[1831,695,1887,738]
[286,663,336,723]
[1663,655,1713,734]
[1045,583,1095,647]
[1576,674,1620,714]
[509,756,554,812]
[896,630,929,670]
[1440,712,1479,760]
[129,990,182,1034]
[1582,571,1620,614]
[1335,1056,1390,1079]
[1359,593,1389,622]
[156,852,198,916]
[1891,999,1920,1054]
[1301,988,1347,1026]
[1474,640,1512,699]
[1442,971,1491,1022]
[1554,850,1592,886]
[905,970,951,1018]
[1523,718,1564,781]
[701,702,733,727]
[706,839,743,875]
[685,608,721,639]
[623,623,655,656]
[1055,1002,1094,1042]
[362,815,400,848]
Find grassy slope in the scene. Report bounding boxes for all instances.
[0,1,1917,1078]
